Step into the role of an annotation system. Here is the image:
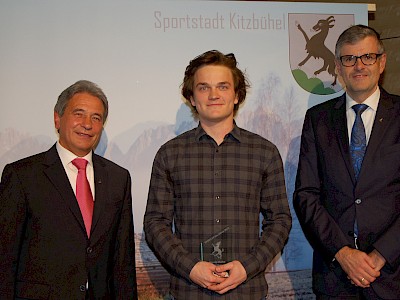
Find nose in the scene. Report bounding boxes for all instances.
[354,57,365,69]
[208,87,219,100]
[81,115,93,130]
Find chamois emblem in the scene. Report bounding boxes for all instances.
[211,241,224,260]
[297,16,337,86]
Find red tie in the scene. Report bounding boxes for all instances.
[72,158,94,237]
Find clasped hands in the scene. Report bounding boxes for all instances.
[189,260,247,294]
[335,246,386,288]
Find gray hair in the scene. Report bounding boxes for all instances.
[54,80,109,123]
[335,25,385,58]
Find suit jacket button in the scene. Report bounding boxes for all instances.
[86,247,93,254]
[355,199,362,204]
[80,285,86,292]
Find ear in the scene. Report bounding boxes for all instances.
[54,111,61,130]
[334,59,342,75]
[234,94,239,105]
[190,96,196,107]
[379,53,387,74]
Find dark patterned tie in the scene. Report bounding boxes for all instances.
[350,104,368,244]
[350,104,369,181]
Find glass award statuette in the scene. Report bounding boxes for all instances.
[200,226,232,265]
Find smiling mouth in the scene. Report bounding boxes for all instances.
[353,73,367,78]
[77,132,93,138]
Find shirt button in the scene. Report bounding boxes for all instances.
[215,196,220,200]
[216,219,220,223]
[355,199,362,204]
[86,247,93,254]
[80,285,86,292]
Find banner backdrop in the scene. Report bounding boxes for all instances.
[0,0,367,297]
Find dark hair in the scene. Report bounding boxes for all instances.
[181,50,250,115]
[54,80,109,123]
[335,25,385,58]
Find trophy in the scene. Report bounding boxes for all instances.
[200,226,233,265]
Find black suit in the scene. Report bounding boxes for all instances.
[294,89,400,299]
[0,145,137,299]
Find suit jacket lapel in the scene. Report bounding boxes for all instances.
[332,94,356,183]
[359,90,395,180]
[42,146,112,241]
[43,145,87,233]
[90,155,108,239]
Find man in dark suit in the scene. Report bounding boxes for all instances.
[0,80,137,299]
[294,25,400,299]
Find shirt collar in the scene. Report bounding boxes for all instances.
[56,141,93,167]
[346,87,380,112]
[194,121,241,143]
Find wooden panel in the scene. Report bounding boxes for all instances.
[380,38,400,95]
[369,0,400,95]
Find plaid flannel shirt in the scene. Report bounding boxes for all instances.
[144,124,292,299]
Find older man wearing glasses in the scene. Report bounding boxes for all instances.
[294,25,400,299]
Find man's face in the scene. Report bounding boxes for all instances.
[54,92,105,157]
[336,36,386,103]
[190,65,238,126]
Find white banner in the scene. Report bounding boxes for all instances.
[0,0,367,294]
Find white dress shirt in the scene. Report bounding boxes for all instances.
[56,142,95,199]
[346,87,380,145]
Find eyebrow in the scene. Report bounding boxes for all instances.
[92,112,103,118]
[195,81,231,86]
[72,108,85,113]
[72,108,103,118]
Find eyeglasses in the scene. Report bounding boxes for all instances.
[339,53,383,67]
